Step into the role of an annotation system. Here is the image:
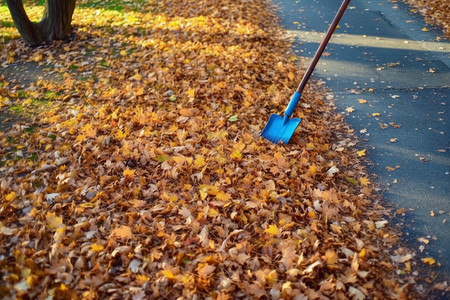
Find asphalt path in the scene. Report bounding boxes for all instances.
[274,0,450,278]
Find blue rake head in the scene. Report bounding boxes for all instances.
[261,114,301,144]
[261,91,302,144]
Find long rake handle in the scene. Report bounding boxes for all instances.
[296,0,351,94]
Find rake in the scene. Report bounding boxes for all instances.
[261,0,351,144]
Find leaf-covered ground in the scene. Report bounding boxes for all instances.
[0,0,436,298]
[399,0,450,37]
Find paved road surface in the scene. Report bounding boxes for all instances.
[274,0,450,277]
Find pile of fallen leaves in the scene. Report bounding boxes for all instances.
[0,0,427,298]
[400,0,450,37]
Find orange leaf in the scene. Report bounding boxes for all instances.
[123,168,135,178]
[112,225,133,239]
[83,124,97,138]
[287,72,295,81]
[308,210,316,219]
[307,164,317,176]
[179,108,193,117]
[324,249,338,265]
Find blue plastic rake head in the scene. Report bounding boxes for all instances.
[261,92,301,144]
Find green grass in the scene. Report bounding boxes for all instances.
[23,125,37,133]
[77,0,147,11]
[10,104,23,114]
[0,19,14,28]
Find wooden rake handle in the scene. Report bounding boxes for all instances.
[296,0,351,94]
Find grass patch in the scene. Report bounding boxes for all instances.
[10,104,23,114]
[0,19,14,28]
[23,125,37,133]
[77,0,148,12]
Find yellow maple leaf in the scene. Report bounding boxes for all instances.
[161,269,176,280]
[216,191,231,202]
[208,208,220,218]
[186,88,195,98]
[75,134,86,142]
[116,129,127,140]
[5,191,16,202]
[136,275,149,284]
[111,107,120,120]
[358,98,367,104]
[172,155,186,165]
[372,113,381,117]
[91,244,104,252]
[120,141,132,156]
[230,149,242,161]
[194,155,206,168]
[123,168,135,178]
[422,257,436,265]
[265,224,278,235]
[132,73,142,81]
[199,186,209,200]
[359,248,367,259]
[360,177,371,186]
[405,262,411,272]
[306,142,315,150]
[267,270,278,284]
[357,149,366,157]
[46,212,63,229]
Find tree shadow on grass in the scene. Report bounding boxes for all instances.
[0,61,59,132]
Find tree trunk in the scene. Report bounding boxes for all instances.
[6,0,76,46]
